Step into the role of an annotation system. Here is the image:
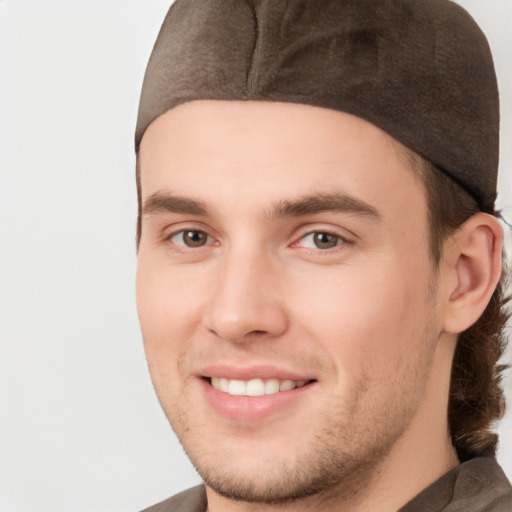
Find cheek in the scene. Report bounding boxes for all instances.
[136,256,205,364]
[288,258,435,380]
[136,261,208,409]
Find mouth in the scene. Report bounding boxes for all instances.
[205,377,316,397]
[200,370,317,421]
[198,363,318,421]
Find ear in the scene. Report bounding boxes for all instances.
[441,213,503,334]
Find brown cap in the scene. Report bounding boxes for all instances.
[135,0,500,212]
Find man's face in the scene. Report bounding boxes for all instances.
[137,101,450,503]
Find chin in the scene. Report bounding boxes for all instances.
[174,409,402,506]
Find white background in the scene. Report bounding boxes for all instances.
[0,1,510,511]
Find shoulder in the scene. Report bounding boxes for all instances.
[400,457,512,511]
[140,485,207,512]
[453,457,512,511]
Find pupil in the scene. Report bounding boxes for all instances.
[314,232,338,249]
[184,231,206,247]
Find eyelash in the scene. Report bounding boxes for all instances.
[164,226,353,255]
[165,229,216,251]
[293,229,352,253]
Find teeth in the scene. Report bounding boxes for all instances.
[279,379,295,391]
[219,378,229,392]
[228,379,246,396]
[210,377,309,396]
[264,378,280,395]
[246,379,265,396]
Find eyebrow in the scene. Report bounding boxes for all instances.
[143,192,209,217]
[142,191,381,221]
[267,193,381,220]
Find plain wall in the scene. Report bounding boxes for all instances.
[0,1,510,511]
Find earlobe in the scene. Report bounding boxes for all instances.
[442,213,502,334]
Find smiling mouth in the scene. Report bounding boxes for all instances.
[207,377,316,397]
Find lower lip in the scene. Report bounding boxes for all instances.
[201,379,315,422]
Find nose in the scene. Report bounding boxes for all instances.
[202,249,288,343]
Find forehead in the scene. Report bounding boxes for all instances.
[138,100,426,219]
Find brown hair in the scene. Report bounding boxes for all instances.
[409,152,510,462]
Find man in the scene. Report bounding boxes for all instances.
[134,0,512,510]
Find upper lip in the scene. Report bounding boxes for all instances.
[199,364,315,382]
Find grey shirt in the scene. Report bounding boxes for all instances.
[141,457,512,512]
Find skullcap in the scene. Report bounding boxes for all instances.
[136,0,499,212]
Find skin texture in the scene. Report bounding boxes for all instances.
[136,101,501,512]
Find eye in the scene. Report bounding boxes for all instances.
[299,231,343,250]
[170,229,212,248]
